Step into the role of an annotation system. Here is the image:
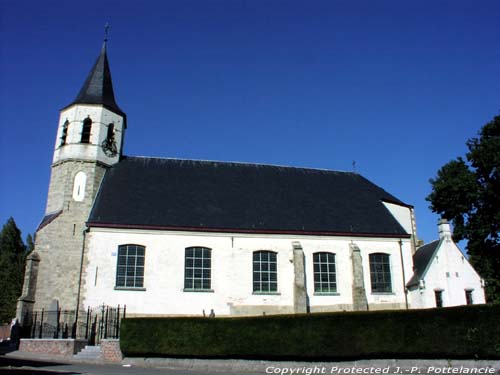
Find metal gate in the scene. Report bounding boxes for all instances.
[22,304,126,345]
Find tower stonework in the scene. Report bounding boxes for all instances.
[17,41,125,319]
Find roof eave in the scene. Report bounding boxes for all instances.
[86,222,412,238]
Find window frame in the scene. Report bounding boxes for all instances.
[115,244,146,290]
[369,253,392,293]
[184,246,213,292]
[313,252,338,294]
[252,250,278,294]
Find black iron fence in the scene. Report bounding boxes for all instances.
[21,305,126,345]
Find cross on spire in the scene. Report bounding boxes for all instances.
[104,22,110,43]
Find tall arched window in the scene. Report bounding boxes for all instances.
[313,252,337,293]
[369,253,392,293]
[106,123,115,142]
[81,117,92,143]
[60,120,69,146]
[101,123,118,156]
[115,244,145,289]
[184,247,211,291]
[253,250,277,293]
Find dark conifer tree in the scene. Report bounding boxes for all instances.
[0,217,27,322]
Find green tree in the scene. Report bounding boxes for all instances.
[0,217,27,322]
[26,233,35,253]
[427,115,500,302]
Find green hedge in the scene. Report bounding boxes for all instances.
[120,304,500,360]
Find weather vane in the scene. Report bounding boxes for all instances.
[104,22,110,42]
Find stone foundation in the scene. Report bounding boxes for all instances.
[101,339,123,362]
[19,339,87,357]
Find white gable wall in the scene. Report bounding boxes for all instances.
[382,202,413,235]
[409,239,485,308]
[83,228,413,316]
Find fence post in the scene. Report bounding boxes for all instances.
[71,314,77,339]
[38,309,44,339]
[31,311,37,338]
[55,308,61,338]
[98,304,105,343]
[115,305,120,338]
[85,307,90,340]
[90,315,97,346]
[104,306,109,339]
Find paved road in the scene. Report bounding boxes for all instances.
[0,355,245,375]
[1,352,499,375]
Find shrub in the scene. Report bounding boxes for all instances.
[120,304,500,360]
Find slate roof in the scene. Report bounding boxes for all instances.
[87,157,411,237]
[64,42,124,116]
[407,240,442,288]
[37,210,62,232]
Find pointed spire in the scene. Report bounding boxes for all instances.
[69,31,123,115]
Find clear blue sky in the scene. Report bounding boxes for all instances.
[1,0,499,248]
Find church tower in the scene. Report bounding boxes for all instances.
[17,39,126,318]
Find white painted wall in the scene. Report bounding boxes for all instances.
[53,105,124,166]
[383,202,413,235]
[83,228,413,316]
[408,239,486,308]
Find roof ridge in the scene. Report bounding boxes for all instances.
[416,239,441,251]
[125,155,353,174]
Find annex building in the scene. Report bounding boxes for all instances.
[17,42,485,320]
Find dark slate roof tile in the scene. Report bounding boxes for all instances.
[37,210,63,232]
[64,42,124,116]
[407,240,441,288]
[88,157,410,236]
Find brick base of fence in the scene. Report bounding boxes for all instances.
[101,339,123,362]
[0,324,10,341]
[19,339,87,357]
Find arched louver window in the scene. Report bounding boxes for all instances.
[106,123,115,142]
[101,123,118,156]
[369,253,392,293]
[81,117,92,143]
[60,120,69,146]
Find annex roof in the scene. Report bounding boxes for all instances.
[407,240,441,288]
[88,157,411,237]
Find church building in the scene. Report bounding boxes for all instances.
[17,41,483,320]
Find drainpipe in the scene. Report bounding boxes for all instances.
[399,239,409,309]
[75,226,89,324]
